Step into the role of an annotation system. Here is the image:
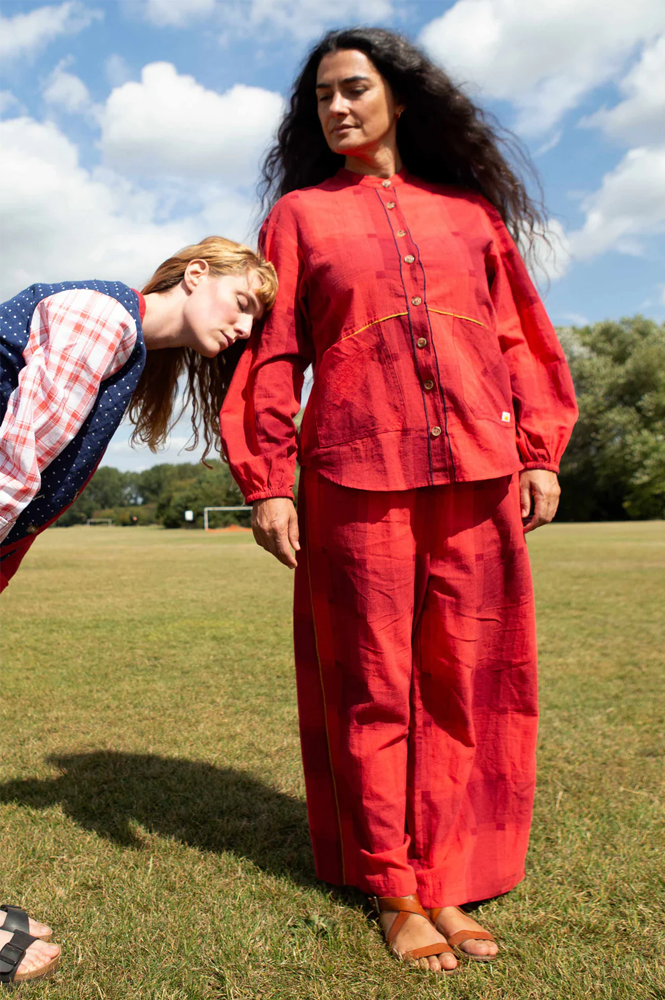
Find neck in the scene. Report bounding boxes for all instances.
[344,138,402,179]
[142,286,187,351]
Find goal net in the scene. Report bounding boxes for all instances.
[203,506,251,533]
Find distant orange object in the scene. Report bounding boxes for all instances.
[205,524,251,534]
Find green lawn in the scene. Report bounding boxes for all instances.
[1,522,664,999]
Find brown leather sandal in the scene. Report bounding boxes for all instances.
[429,906,497,963]
[372,895,457,972]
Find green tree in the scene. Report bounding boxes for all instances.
[160,460,248,528]
[558,316,665,521]
[136,464,199,504]
[83,466,128,509]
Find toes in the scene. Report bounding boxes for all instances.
[19,940,59,975]
[462,941,486,956]
[460,938,498,958]
[427,957,441,972]
[440,951,458,971]
[28,918,51,939]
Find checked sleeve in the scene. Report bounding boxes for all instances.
[0,288,137,542]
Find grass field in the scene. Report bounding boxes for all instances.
[1,522,664,1000]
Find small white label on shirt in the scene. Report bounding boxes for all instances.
[501,411,511,422]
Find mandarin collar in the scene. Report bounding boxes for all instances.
[334,166,409,188]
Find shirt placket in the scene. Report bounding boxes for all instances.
[376,179,450,482]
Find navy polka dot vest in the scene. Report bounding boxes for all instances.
[0,280,146,546]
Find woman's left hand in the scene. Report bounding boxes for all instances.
[519,469,561,534]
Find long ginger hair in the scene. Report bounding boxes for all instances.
[128,236,277,463]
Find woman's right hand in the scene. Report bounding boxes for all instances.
[251,497,300,569]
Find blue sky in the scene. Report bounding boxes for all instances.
[1,0,664,470]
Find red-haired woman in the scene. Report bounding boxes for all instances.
[222,29,577,975]
[0,237,276,986]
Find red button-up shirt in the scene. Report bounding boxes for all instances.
[221,168,577,502]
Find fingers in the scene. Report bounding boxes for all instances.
[287,506,300,553]
[253,524,297,567]
[251,497,299,568]
[520,480,531,520]
[273,527,298,568]
[522,488,544,533]
[521,473,561,534]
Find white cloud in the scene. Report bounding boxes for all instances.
[0,1,101,61]
[247,0,394,40]
[0,116,256,301]
[420,0,665,134]
[99,62,284,183]
[559,312,590,327]
[101,418,203,471]
[43,58,96,117]
[660,285,665,307]
[144,0,216,27]
[0,91,25,118]
[582,34,665,146]
[140,0,393,38]
[567,145,665,260]
[105,53,133,89]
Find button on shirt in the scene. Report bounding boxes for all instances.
[221,168,578,502]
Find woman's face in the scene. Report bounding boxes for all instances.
[183,262,264,358]
[316,49,403,157]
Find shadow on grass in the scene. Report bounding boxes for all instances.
[0,751,320,889]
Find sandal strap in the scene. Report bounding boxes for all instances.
[0,929,36,983]
[405,941,455,961]
[0,905,29,936]
[387,910,411,946]
[371,895,433,950]
[372,896,430,917]
[448,929,496,948]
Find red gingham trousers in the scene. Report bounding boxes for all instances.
[293,468,538,908]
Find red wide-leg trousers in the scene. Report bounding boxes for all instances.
[293,468,538,908]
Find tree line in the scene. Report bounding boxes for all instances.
[57,315,664,527]
[56,460,251,529]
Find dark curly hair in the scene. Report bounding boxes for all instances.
[259,27,547,254]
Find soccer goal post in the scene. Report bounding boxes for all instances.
[85,518,113,526]
[203,506,251,532]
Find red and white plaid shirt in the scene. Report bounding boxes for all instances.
[0,288,139,543]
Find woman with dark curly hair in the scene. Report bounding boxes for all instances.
[222,27,577,974]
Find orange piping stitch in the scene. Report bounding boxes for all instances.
[340,312,408,340]
[428,308,488,328]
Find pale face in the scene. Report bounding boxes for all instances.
[316,49,403,158]
[182,263,264,358]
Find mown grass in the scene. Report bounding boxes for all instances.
[1,522,664,1000]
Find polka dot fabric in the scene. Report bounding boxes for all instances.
[0,281,146,549]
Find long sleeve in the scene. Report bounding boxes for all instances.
[483,203,578,472]
[221,199,314,503]
[0,288,137,542]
